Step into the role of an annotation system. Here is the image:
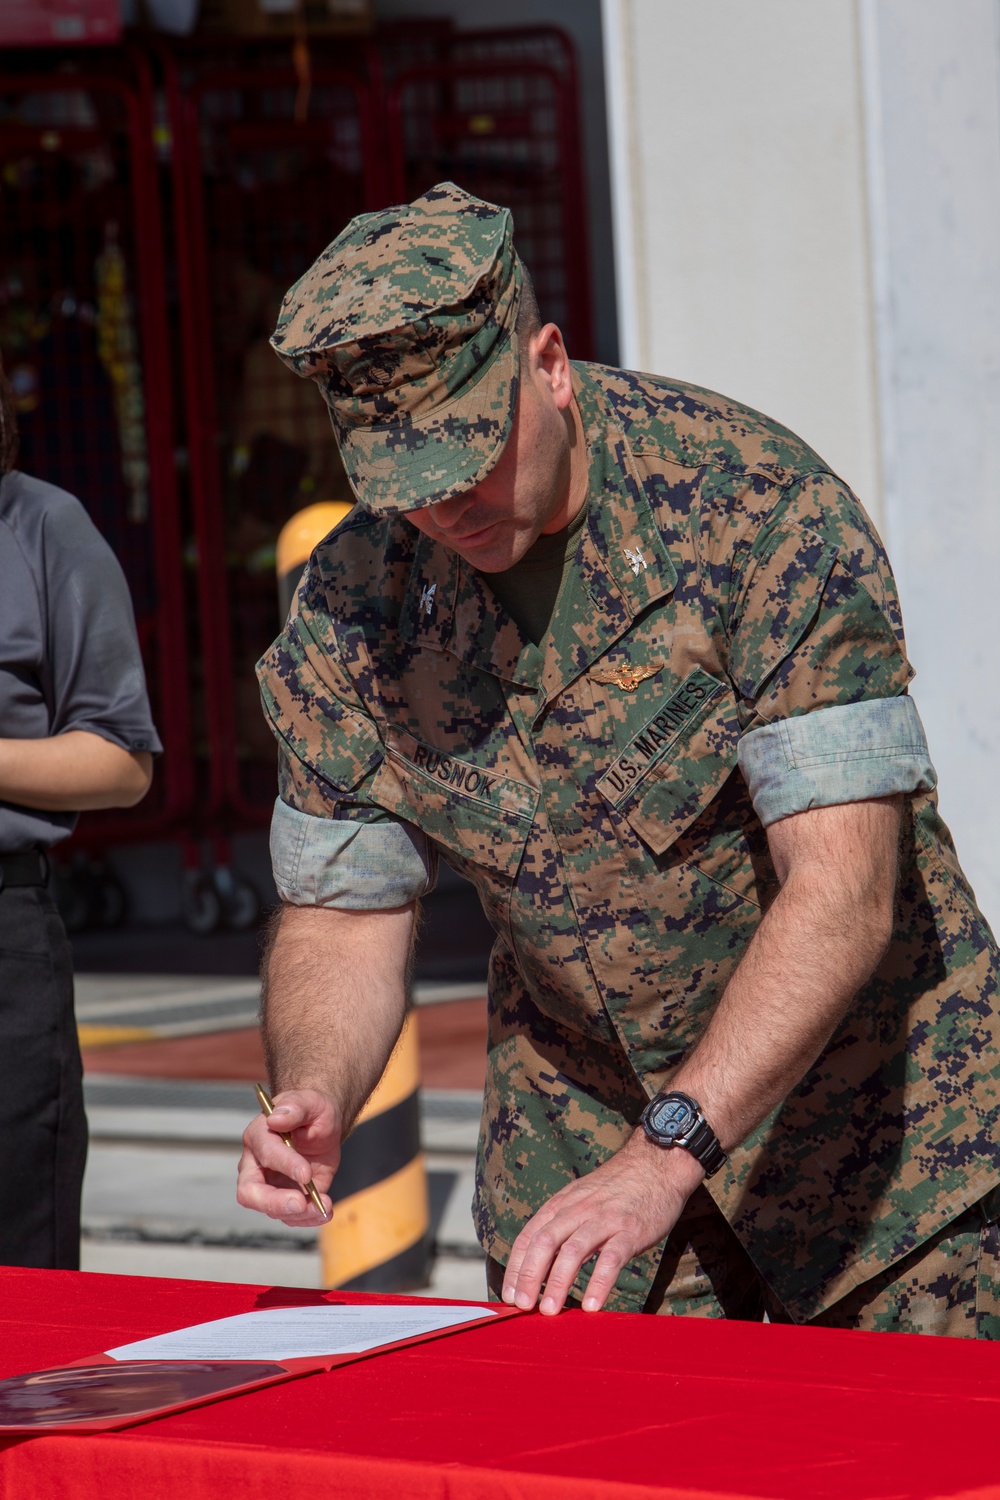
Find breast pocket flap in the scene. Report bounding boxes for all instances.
[596,671,741,856]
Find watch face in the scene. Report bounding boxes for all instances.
[647,1095,697,1142]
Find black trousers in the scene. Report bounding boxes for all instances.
[0,883,87,1268]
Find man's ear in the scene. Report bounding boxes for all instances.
[527,323,573,411]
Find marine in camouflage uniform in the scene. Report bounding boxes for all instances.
[247,183,1000,1333]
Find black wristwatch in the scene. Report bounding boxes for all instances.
[640,1090,728,1178]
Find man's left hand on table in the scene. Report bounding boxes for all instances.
[502,1132,704,1315]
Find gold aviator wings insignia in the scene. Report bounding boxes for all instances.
[592,663,664,693]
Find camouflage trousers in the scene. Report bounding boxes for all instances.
[486,1184,1000,1336]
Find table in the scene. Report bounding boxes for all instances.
[1,1266,998,1500]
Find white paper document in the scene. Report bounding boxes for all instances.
[106,1303,497,1363]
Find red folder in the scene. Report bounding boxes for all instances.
[0,1295,518,1436]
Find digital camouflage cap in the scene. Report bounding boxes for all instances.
[270,182,523,516]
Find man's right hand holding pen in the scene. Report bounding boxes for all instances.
[237,1087,339,1225]
[235,901,418,1228]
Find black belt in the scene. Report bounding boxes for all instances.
[0,850,49,892]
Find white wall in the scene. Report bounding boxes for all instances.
[602,0,882,521]
[860,0,1000,921]
[604,0,1000,924]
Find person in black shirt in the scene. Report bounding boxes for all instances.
[0,354,161,1268]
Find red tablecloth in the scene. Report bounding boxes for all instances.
[1,1266,998,1500]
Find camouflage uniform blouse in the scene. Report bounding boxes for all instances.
[259,364,1000,1321]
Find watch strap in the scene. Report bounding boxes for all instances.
[678,1114,728,1178]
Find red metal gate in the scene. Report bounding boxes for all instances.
[166,48,380,834]
[1,26,595,930]
[166,25,592,848]
[0,53,194,851]
[386,26,594,359]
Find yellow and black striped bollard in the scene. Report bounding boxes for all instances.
[276,503,431,1291]
[321,1012,430,1290]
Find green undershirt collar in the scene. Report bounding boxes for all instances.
[480,498,589,646]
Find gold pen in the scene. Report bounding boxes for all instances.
[253,1081,331,1221]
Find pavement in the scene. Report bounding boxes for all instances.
[77,968,489,1298]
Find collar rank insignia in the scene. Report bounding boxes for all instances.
[593,661,664,693]
[624,546,647,576]
[419,581,437,618]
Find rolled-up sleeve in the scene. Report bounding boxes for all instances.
[270,797,437,908]
[258,569,440,909]
[726,470,938,826]
[738,696,936,827]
